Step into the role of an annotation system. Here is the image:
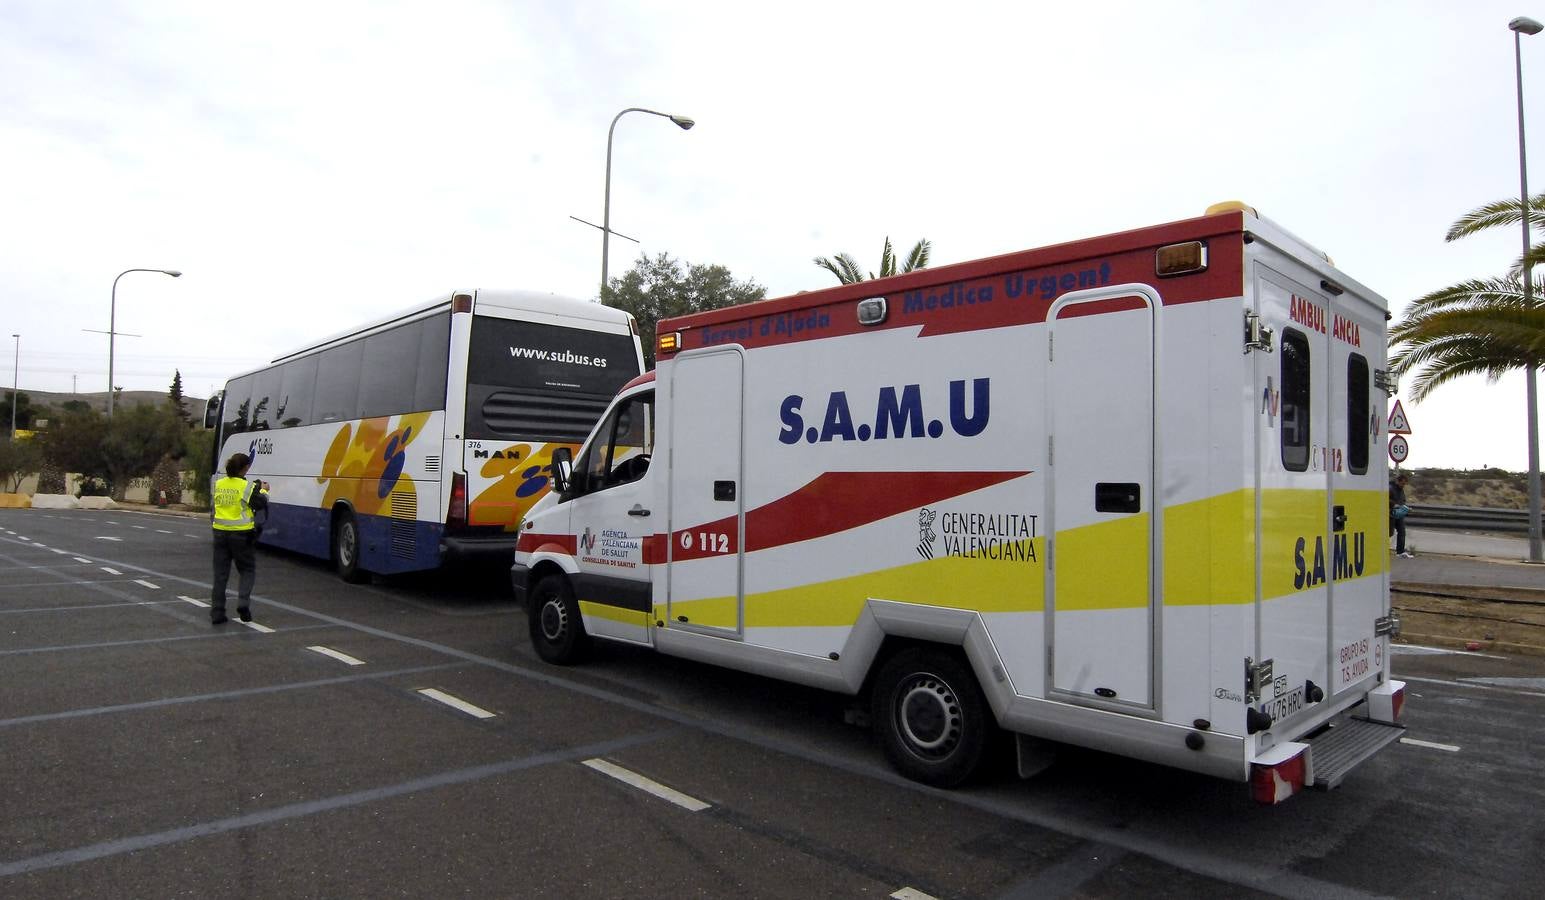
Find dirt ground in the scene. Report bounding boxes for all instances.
[1393,583,1545,656]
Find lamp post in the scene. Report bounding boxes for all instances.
[600,107,694,297]
[1512,16,1544,562]
[108,268,180,419]
[8,333,17,441]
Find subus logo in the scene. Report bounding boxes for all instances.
[778,378,991,445]
[248,438,274,458]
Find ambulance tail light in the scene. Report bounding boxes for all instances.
[1368,680,1406,723]
[1249,747,1308,805]
[657,331,681,356]
[448,472,468,529]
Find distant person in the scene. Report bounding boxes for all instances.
[211,452,269,624]
[1389,473,1412,559]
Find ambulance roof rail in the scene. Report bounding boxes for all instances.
[1208,201,1334,266]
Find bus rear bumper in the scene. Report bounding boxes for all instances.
[439,533,518,566]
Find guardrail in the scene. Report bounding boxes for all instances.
[1407,504,1542,534]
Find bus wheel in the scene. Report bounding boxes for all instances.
[332,511,369,584]
[529,574,588,665]
[871,647,992,788]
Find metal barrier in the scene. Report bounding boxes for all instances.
[1406,504,1541,534]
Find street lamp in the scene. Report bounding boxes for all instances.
[600,107,694,297]
[1512,15,1543,563]
[9,334,17,441]
[107,268,180,419]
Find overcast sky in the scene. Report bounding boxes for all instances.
[2,0,1542,471]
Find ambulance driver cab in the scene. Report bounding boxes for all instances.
[520,373,657,661]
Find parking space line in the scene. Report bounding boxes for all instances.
[1400,737,1461,753]
[308,646,366,666]
[49,548,67,555]
[581,758,711,812]
[178,595,210,608]
[1403,674,1545,700]
[0,729,665,878]
[417,688,496,719]
[156,529,172,534]
[133,579,160,590]
[239,620,276,634]
[101,567,122,575]
[0,625,335,657]
[72,557,92,564]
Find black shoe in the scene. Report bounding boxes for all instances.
[211,615,229,626]
[237,607,252,623]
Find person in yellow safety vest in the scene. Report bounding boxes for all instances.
[211,452,269,625]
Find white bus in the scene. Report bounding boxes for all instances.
[204,290,643,581]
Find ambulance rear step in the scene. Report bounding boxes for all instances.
[1306,717,1405,790]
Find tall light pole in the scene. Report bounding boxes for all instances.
[108,268,180,419]
[8,334,17,441]
[1512,16,1544,562]
[601,107,694,297]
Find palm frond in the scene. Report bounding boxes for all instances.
[1445,193,1545,242]
[812,252,867,285]
[878,237,895,279]
[1389,273,1545,400]
[902,238,932,273]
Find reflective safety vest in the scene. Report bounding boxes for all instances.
[212,476,263,532]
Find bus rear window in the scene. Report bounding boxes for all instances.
[465,317,639,441]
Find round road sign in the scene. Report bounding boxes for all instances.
[1388,434,1409,464]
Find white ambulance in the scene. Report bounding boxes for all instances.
[512,203,1406,802]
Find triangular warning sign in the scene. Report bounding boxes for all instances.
[1387,399,1412,435]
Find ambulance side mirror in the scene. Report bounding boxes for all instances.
[550,446,573,495]
[203,393,222,430]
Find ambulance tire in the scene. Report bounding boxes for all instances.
[872,647,992,788]
[332,510,369,584]
[529,574,589,665]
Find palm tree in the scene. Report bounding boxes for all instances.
[813,237,931,285]
[1390,194,1545,399]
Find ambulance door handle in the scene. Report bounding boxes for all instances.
[1332,505,1346,532]
[1094,482,1140,514]
[628,505,651,517]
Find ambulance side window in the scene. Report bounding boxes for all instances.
[1347,354,1370,475]
[572,393,654,497]
[1280,329,1310,472]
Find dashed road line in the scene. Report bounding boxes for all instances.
[49,548,67,555]
[101,567,122,575]
[95,536,122,542]
[156,529,172,534]
[178,595,210,608]
[1401,737,1461,753]
[133,579,160,590]
[892,889,941,900]
[308,646,366,666]
[582,758,712,812]
[239,620,276,634]
[417,688,496,719]
[72,557,92,564]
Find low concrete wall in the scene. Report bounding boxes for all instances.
[30,494,80,510]
[0,493,31,509]
[78,497,119,510]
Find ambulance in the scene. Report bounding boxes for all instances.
[512,203,1406,801]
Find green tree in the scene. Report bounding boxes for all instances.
[0,438,43,492]
[813,237,932,285]
[183,427,216,508]
[1391,194,1545,399]
[167,369,190,425]
[42,407,110,491]
[602,252,767,367]
[100,404,186,501]
[1,390,38,431]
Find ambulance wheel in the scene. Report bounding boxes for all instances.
[872,647,992,787]
[529,574,588,665]
[332,511,368,584]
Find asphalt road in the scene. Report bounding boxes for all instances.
[2,508,1542,899]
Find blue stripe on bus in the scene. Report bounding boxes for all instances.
[256,502,447,575]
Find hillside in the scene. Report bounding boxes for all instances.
[21,389,207,421]
[1404,468,1530,509]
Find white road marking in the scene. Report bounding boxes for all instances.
[50,548,67,554]
[133,579,159,590]
[1403,675,1545,700]
[156,529,172,534]
[17,536,29,540]
[1401,737,1461,753]
[307,646,366,666]
[239,620,275,634]
[581,758,711,812]
[178,595,210,608]
[72,557,92,564]
[1393,643,1508,660]
[95,536,122,542]
[131,525,146,530]
[417,688,497,719]
[892,890,941,900]
[101,567,122,575]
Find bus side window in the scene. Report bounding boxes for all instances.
[278,354,318,428]
[314,342,363,424]
[415,313,451,413]
[223,375,255,437]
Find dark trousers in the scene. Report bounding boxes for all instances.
[212,529,257,616]
[1392,518,1407,554]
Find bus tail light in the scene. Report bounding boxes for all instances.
[448,472,468,529]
